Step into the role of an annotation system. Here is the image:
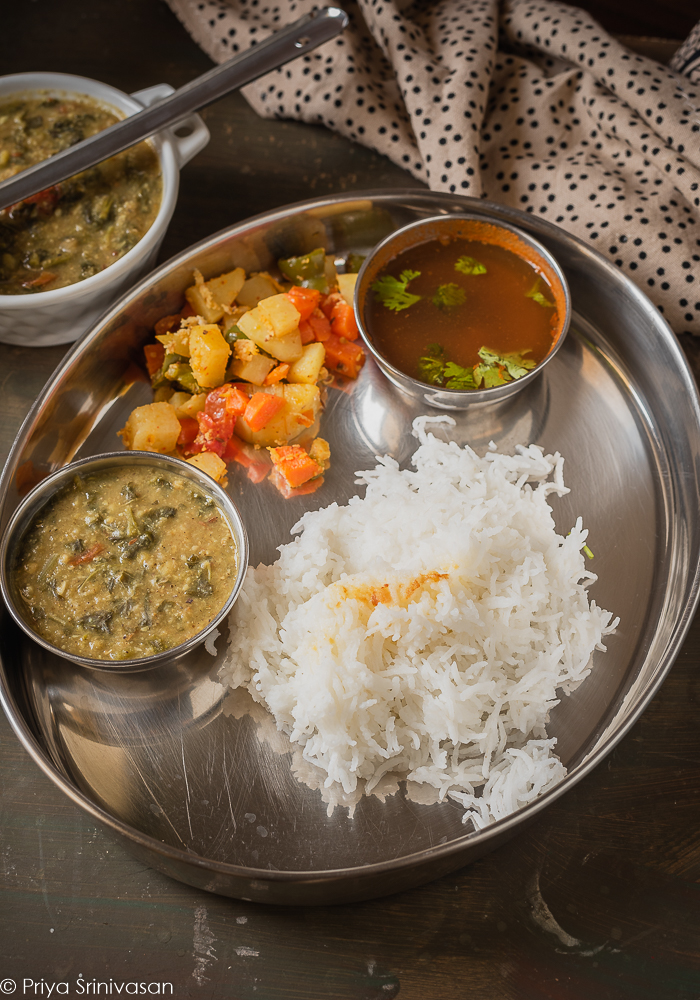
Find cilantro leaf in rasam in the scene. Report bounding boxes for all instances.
[432,282,466,310]
[417,343,447,384]
[455,255,487,275]
[444,362,476,390]
[500,351,536,380]
[474,347,536,388]
[371,269,422,311]
[526,277,555,308]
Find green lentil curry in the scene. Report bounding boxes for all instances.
[15,466,237,661]
[0,95,161,294]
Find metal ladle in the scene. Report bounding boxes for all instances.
[0,6,349,212]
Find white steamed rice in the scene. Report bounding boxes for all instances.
[220,416,618,828]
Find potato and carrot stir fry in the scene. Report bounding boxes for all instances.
[119,250,365,493]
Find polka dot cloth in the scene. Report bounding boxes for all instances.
[167,0,700,335]
[671,19,700,84]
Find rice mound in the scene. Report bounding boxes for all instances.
[220,416,618,828]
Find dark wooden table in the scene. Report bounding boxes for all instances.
[2,2,700,997]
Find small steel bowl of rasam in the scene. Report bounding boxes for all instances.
[0,452,248,671]
[354,214,571,410]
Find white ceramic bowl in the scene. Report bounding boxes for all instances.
[0,72,210,347]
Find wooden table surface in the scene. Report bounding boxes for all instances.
[2,2,700,997]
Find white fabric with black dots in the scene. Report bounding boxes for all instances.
[167,0,700,336]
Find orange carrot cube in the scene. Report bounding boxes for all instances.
[286,286,321,322]
[323,333,365,380]
[144,342,165,376]
[243,392,286,432]
[269,444,323,488]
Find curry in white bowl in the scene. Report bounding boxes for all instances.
[0,94,161,294]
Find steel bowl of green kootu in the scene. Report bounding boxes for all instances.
[0,452,248,670]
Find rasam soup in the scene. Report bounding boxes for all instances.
[367,235,561,391]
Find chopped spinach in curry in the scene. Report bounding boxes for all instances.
[0,95,161,294]
[14,466,237,660]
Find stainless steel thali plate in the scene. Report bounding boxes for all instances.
[2,190,699,906]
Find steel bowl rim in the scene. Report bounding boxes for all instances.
[0,450,249,672]
[353,212,572,408]
[0,188,698,888]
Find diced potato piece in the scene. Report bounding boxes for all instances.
[184,268,246,324]
[156,326,191,357]
[119,402,180,454]
[168,390,191,413]
[233,337,259,362]
[264,329,303,364]
[187,451,228,485]
[257,293,301,338]
[176,392,208,418]
[282,385,321,416]
[235,410,290,448]
[230,353,276,386]
[309,437,331,470]
[189,324,232,388]
[235,383,320,447]
[169,390,206,418]
[288,342,326,385]
[337,272,358,307]
[207,268,245,308]
[237,308,275,345]
[185,276,222,324]
[223,305,250,332]
[290,385,320,423]
[237,308,303,363]
[236,272,281,307]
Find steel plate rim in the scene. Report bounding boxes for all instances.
[1,188,699,885]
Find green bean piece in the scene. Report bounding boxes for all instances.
[46,613,70,629]
[169,363,204,395]
[278,247,330,293]
[150,352,187,391]
[346,253,366,273]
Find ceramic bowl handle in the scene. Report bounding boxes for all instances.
[131,84,210,168]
